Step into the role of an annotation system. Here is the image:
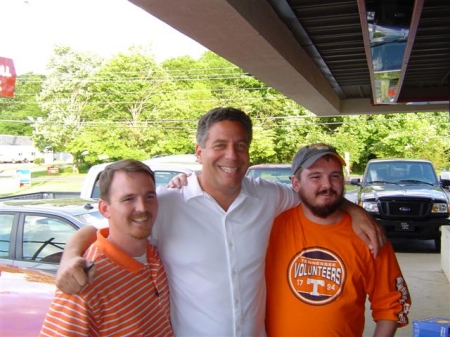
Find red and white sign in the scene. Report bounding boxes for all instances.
[0,57,17,97]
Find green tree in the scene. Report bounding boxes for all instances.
[0,73,45,135]
[80,44,196,162]
[34,45,103,153]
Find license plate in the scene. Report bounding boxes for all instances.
[395,222,414,231]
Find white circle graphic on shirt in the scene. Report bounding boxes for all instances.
[287,247,346,305]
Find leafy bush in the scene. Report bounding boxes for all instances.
[33,158,44,165]
[77,163,91,174]
[58,166,73,174]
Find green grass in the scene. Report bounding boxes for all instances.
[345,184,358,191]
[0,172,86,197]
[31,170,52,178]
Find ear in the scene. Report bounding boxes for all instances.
[291,175,301,193]
[195,144,202,164]
[98,199,111,219]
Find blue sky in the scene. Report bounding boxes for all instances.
[2,0,207,75]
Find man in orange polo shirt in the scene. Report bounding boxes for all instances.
[40,160,173,336]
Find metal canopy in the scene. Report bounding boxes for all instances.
[130,0,449,116]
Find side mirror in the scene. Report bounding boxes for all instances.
[440,178,450,188]
[350,178,361,186]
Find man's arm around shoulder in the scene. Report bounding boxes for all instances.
[56,225,98,294]
[340,199,385,257]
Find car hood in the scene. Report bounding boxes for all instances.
[359,183,449,201]
[0,264,55,336]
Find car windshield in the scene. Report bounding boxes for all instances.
[366,162,438,185]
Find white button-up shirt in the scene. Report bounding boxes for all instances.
[153,173,299,336]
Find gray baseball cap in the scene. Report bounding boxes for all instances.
[292,143,346,174]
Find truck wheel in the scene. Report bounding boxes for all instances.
[434,238,441,252]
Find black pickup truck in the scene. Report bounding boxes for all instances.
[351,159,450,251]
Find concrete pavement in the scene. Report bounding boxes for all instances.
[363,251,450,337]
[346,189,450,336]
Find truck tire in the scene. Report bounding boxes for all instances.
[434,238,441,252]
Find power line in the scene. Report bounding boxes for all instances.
[0,86,275,101]
[13,66,249,83]
[1,112,447,128]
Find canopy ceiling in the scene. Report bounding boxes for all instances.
[130,0,449,116]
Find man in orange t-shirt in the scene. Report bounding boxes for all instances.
[40,160,173,337]
[265,144,411,337]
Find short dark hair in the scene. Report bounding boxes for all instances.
[99,159,155,202]
[196,107,253,147]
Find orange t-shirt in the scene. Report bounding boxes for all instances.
[265,205,411,336]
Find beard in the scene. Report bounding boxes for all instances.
[299,187,345,218]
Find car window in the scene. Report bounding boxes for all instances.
[22,215,77,264]
[92,173,101,199]
[154,171,185,187]
[0,214,15,258]
[367,163,390,182]
[367,162,438,184]
[406,163,437,183]
[247,168,292,186]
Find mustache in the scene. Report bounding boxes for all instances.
[316,188,338,196]
[133,211,153,218]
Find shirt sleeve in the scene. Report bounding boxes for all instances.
[40,290,92,336]
[274,181,300,215]
[367,242,411,326]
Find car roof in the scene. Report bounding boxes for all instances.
[87,155,201,172]
[0,198,99,217]
[83,158,202,181]
[367,159,432,164]
[144,162,201,172]
[81,158,202,199]
[247,164,291,169]
[147,154,199,164]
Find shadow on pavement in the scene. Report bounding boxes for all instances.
[389,238,439,254]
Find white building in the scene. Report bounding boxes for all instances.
[0,135,42,163]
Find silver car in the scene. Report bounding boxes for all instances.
[0,198,107,274]
[246,164,292,186]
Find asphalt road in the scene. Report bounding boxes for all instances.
[345,189,358,203]
[0,162,42,172]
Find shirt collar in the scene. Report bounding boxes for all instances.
[183,173,259,201]
[96,228,158,273]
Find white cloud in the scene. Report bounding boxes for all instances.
[2,0,207,75]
